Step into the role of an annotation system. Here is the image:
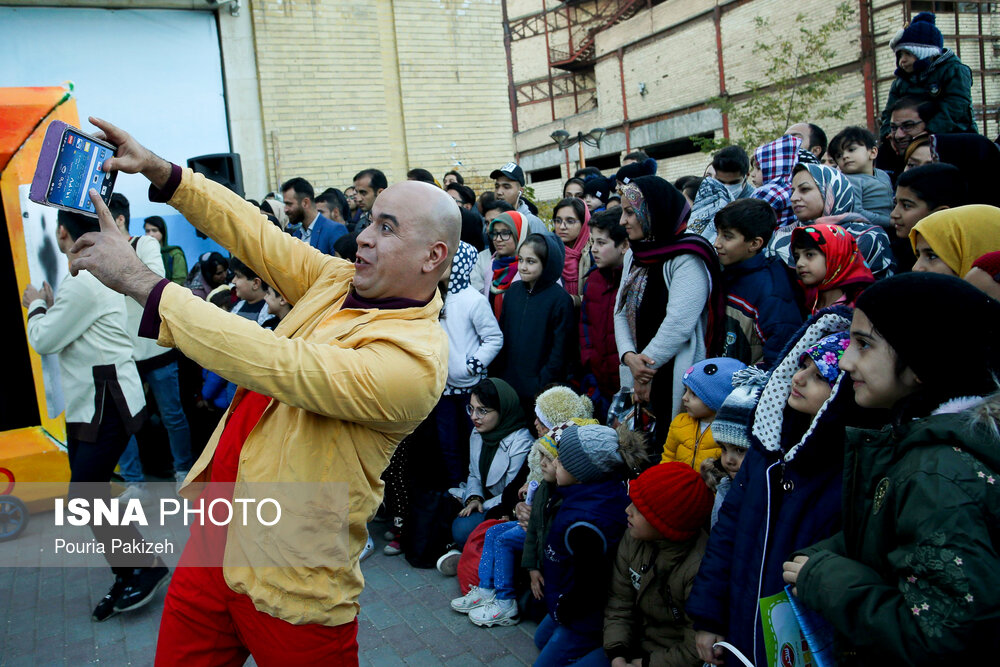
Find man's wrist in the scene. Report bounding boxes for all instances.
[125,269,168,307]
[141,153,173,190]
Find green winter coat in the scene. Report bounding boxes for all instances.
[794,393,1000,666]
[604,532,707,667]
[879,49,978,137]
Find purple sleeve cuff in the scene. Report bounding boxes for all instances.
[148,163,183,203]
[139,279,172,339]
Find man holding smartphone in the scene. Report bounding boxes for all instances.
[68,117,460,665]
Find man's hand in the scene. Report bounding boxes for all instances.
[782,555,809,597]
[41,282,54,307]
[22,284,43,309]
[529,569,544,600]
[695,631,727,665]
[69,190,163,305]
[88,117,172,189]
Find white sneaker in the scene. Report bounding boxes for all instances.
[469,598,519,627]
[117,483,151,506]
[450,586,495,614]
[436,549,461,576]
[360,536,375,562]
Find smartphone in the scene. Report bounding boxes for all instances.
[29,120,117,217]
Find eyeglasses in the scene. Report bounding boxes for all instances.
[889,120,924,134]
[489,230,514,241]
[466,404,495,418]
[553,217,581,228]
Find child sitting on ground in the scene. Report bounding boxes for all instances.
[713,199,802,368]
[449,387,594,627]
[660,358,747,475]
[702,369,767,528]
[828,126,894,229]
[791,223,875,314]
[534,424,643,666]
[600,462,715,667]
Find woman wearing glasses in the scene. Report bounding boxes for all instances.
[445,378,533,555]
[552,197,592,309]
[482,211,530,319]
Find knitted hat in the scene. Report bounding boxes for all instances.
[972,251,1000,281]
[535,386,594,431]
[535,417,598,459]
[855,273,1000,404]
[681,358,748,413]
[628,462,713,541]
[712,367,768,450]
[583,176,612,204]
[614,158,657,186]
[891,12,943,61]
[800,332,851,386]
[558,424,624,483]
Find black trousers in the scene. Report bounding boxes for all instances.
[67,400,155,574]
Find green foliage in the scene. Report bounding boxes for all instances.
[694,2,857,154]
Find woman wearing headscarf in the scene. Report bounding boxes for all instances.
[614,175,724,441]
[185,251,230,300]
[447,378,533,547]
[260,198,289,230]
[688,177,735,243]
[552,197,592,308]
[750,135,802,227]
[768,163,896,280]
[909,204,1000,276]
[482,211,531,319]
[142,216,188,285]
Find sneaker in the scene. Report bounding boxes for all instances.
[360,536,375,562]
[114,559,170,613]
[383,540,402,556]
[92,574,128,622]
[469,598,519,627]
[450,586,495,614]
[436,549,461,576]
[382,529,396,541]
[117,483,151,505]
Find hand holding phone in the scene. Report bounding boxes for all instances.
[30,121,117,217]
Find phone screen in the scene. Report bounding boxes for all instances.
[47,128,116,214]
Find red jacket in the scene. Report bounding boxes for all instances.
[579,265,622,395]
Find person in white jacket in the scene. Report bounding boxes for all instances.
[437,242,504,487]
[22,209,167,623]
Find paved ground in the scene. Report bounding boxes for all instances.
[0,512,540,666]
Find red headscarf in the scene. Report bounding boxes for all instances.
[557,200,591,297]
[791,224,874,312]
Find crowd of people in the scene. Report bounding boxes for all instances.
[19,11,1000,665]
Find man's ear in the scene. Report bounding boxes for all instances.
[750,236,765,252]
[424,241,450,274]
[811,146,823,158]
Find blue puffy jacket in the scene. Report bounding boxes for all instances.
[686,306,870,665]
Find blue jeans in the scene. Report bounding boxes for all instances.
[451,511,485,547]
[534,613,607,667]
[118,359,193,481]
[477,522,525,599]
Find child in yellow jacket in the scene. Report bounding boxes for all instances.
[660,357,746,472]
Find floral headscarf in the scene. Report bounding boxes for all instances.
[622,182,653,239]
[801,332,851,386]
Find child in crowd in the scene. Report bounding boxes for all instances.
[660,358,746,474]
[828,126,894,228]
[583,176,612,214]
[689,146,755,242]
[534,424,641,666]
[229,257,271,325]
[791,223,875,313]
[450,387,594,627]
[713,199,802,367]
[332,232,358,262]
[784,274,1000,665]
[493,233,575,420]
[600,462,713,667]
[910,205,1000,277]
[200,285,238,411]
[580,210,629,401]
[480,210,529,318]
[552,197,592,308]
[704,369,766,528]
[880,12,977,137]
[688,309,869,667]
[750,135,801,227]
[261,284,291,330]
[890,162,967,271]
[965,250,1000,300]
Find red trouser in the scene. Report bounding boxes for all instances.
[155,564,358,666]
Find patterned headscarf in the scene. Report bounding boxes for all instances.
[801,332,851,386]
[447,241,478,295]
[791,223,875,312]
[622,182,652,239]
[751,135,802,227]
[803,164,856,218]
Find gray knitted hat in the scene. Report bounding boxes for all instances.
[558,424,624,483]
[711,367,767,450]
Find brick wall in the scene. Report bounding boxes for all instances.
[250,0,515,194]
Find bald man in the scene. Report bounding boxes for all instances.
[70,118,460,665]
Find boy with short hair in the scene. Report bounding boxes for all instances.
[828,126,894,228]
[229,257,270,325]
[890,162,968,271]
[711,145,753,200]
[580,210,629,401]
[262,284,291,330]
[712,199,802,368]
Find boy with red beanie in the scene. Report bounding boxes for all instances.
[599,462,713,667]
